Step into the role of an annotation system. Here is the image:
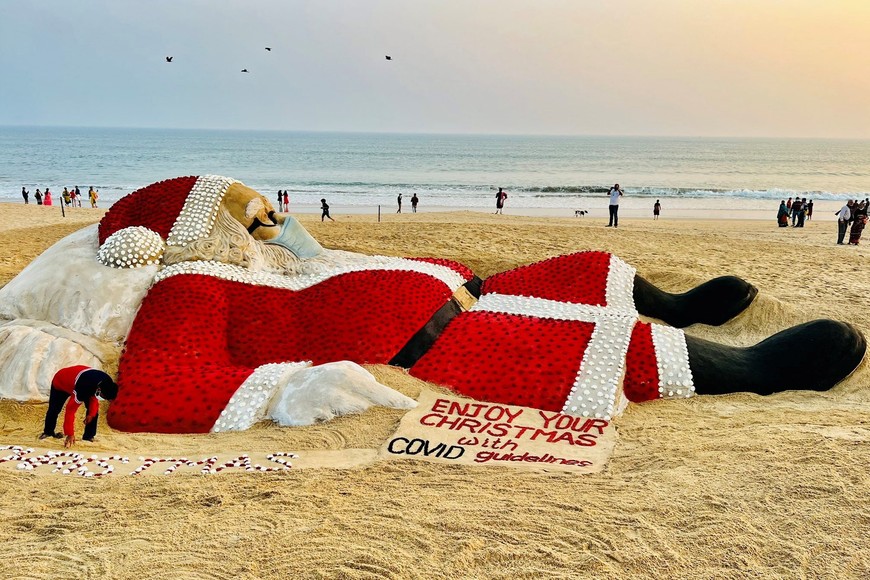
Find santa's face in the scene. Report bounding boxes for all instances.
[221,182,287,242]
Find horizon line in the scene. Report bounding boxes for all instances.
[2,123,869,142]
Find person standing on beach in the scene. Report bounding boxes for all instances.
[607,183,623,227]
[282,191,289,212]
[806,200,814,221]
[321,198,335,222]
[74,186,82,207]
[21,187,29,204]
[62,187,71,207]
[777,200,789,227]
[397,193,403,213]
[44,188,53,206]
[494,187,507,214]
[39,365,118,448]
[411,193,419,213]
[35,189,43,205]
[836,200,852,244]
[653,199,661,220]
[791,198,803,227]
[277,190,283,209]
[89,187,99,208]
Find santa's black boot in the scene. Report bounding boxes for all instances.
[633,274,758,328]
[686,319,866,396]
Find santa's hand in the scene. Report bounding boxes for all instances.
[64,435,76,448]
[267,361,417,427]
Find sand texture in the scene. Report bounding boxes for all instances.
[0,203,868,579]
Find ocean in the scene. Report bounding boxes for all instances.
[1,126,868,218]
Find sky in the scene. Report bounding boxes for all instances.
[1,0,868,138]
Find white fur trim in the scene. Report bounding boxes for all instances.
[561,319,634,420]
[211,362,311,432]
[605,255,637,315]
[651,324,695,399]
[167,175,237,247]
[471,293,635,322]
[155,256,468,293]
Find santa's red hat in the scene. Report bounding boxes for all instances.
[96,175,237,268]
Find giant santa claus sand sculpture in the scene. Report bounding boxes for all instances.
[0,176,864,434]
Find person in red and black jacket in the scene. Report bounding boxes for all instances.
[39,365,119,447]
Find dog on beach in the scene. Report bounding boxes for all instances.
[575,210,588,217]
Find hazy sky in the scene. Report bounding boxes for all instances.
[1,0,868,137]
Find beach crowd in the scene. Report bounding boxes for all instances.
[21,185,100,208]
[777,196,869,245]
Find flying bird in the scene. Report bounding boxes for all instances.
[165,56,173,62]
[265,47,271,51]
[241,68,249,73]
[385,55,392,60]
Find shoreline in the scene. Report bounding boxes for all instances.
[0,198,844,221]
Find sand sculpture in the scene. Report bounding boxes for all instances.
[0,176,864,434]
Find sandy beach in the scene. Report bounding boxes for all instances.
[1,202,868,579]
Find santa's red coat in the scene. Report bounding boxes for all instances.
[108,252,693,433]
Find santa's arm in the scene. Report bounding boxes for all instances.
[109,273,415,434]
[110,274,263,433]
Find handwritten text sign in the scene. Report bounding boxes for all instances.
[380,390,618,473]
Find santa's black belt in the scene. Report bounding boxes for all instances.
[389,276,482,369]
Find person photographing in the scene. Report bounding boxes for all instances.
[39,365,118,447]
[607,183,624,227]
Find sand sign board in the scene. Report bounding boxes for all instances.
[379,390,618,474]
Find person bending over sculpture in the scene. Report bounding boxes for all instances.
[0,176,863,435]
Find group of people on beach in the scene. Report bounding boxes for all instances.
[21,185,99,208]
[396,192,420,213]
[776,197,814,228]
[835,198,870,245]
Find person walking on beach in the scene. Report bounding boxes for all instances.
[653,200,661,220]
[282,191,289,212]
[494,187,507,214]
[43,188,53,206]
[397,193,403,213]
[321,198,335,222]
[35,189,43,205]
[607,183,623,227]
[89,187,98,208]
[21,187,29,204]
[39,365,118,448]
[411,193,419,213]
[836,200,853,244]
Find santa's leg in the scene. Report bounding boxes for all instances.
[476,250,757,329]
[633,274,758,328]
[684,319,866,395]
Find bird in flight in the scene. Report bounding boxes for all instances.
[385,55,392,60]
[265,47,271,51]
[165,56,173,62]
[241,68,249,73]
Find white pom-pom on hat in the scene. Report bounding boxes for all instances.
[97,226,166,269]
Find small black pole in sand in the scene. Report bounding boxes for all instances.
[378,205,381,223]
[60,198,65,218]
